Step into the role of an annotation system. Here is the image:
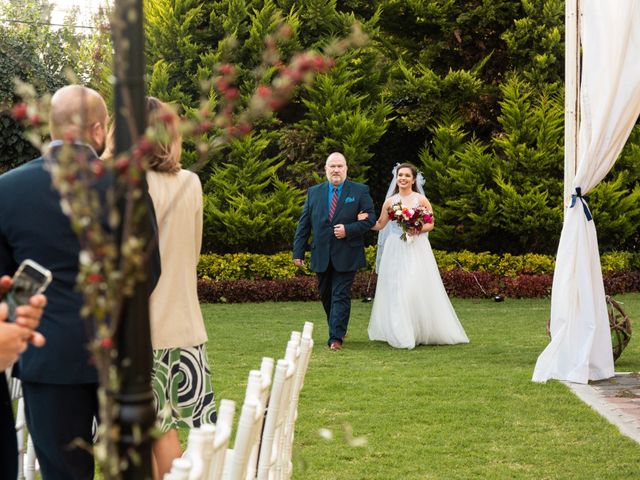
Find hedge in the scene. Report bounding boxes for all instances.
[198,247,640,280]
[196,269,640,303]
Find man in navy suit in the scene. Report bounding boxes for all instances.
[293,152,376,350]
[0,85,159,479]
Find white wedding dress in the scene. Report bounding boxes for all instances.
[368,196,469,349]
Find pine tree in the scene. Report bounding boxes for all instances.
[202,132,304,252]
[420,76,564,253]
[292,52,392,183]
[420,74,640,254]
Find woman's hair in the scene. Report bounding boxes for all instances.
[100,97,183,174]
[145,96,182,174]
[392,162,420,195]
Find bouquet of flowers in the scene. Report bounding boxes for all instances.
[387,202,433,241]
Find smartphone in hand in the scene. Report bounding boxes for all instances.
[5,259,52,321]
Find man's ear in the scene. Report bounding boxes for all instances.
[91,122,106,151]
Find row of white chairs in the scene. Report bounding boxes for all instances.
[164,321,314,480]
[7,320,314,480]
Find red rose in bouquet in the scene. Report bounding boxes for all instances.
[387,202,433,241]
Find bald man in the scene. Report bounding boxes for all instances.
[0,85,114,479]
[293,152,377,350]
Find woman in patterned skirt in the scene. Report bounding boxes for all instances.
[144,97,217,478]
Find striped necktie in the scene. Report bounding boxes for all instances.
[328,187,339,221]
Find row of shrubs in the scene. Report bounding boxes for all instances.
[197,270,640,303]
[197,247,640,281]
[195,248,640,303]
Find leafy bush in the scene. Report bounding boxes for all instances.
[198,251,310,280]
[198,249,640,281]
[600,251,637,274]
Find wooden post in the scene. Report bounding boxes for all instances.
[112,0,154,478]
[564,0,581,206]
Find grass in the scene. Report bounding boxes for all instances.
[201,294,640,480]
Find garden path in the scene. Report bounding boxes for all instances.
[565,372,640,444]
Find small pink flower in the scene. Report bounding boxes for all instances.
[218,63,235,76]
[91,161,105,177]
[224,88,239,100]
[237,123,252,135]
[11,102,28,121]
[115,156,129,172]
[256,85,272,98]
[276,25,292,40]
[87,273,103,283]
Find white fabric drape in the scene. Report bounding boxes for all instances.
[533,0,640,384]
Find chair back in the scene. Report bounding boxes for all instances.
[256,358,292,480]
[183,428,209,480]
[208,399,236,480]
[164,457,192,480]
[225,370,267,480]
[281,322,314,479]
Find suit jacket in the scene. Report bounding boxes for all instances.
[0,145,160,384]
[293,179,376,272]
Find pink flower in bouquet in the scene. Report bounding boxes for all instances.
[387,202,433,241]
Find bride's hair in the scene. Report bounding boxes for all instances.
[392,162,420,195]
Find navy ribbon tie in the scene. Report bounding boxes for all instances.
[570,187,593,221]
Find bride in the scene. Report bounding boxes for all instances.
[360,163,469,349]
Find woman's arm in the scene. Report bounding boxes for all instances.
[359,198,392,231]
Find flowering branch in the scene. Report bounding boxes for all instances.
[10,18,367,479]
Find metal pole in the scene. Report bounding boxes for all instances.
[112,0,154,478]
[564,0,580,207]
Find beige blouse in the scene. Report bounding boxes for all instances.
[147,169,208,350]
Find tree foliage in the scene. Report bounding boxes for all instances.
[0,0,111,172]
[202,132,305,252]
[2,0,639,253]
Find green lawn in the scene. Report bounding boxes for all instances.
[202,294,640,480]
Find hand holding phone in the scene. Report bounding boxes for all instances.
[4,259,52,322]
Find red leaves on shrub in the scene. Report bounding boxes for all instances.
[502,274,552,298]
[440,270,499,298]
[197,269,638,303]
[603,270,640,295]
[198,277,318,303]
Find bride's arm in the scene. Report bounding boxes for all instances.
[358,198,392,231]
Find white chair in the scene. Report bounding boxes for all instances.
[224,370,269,480]
[198,423,216,478]
[164,457,192,480]
[182,428,209,480]
[281,322,314,479]
[208,399,236,480]
[179,322,313,480]
[255,358,293,480]
[244,358,273,480]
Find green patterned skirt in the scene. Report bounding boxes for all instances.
[152,344,217,433]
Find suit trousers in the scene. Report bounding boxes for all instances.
[317,261,356,345]
[0,375,18,480]
[22,381,99,480]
